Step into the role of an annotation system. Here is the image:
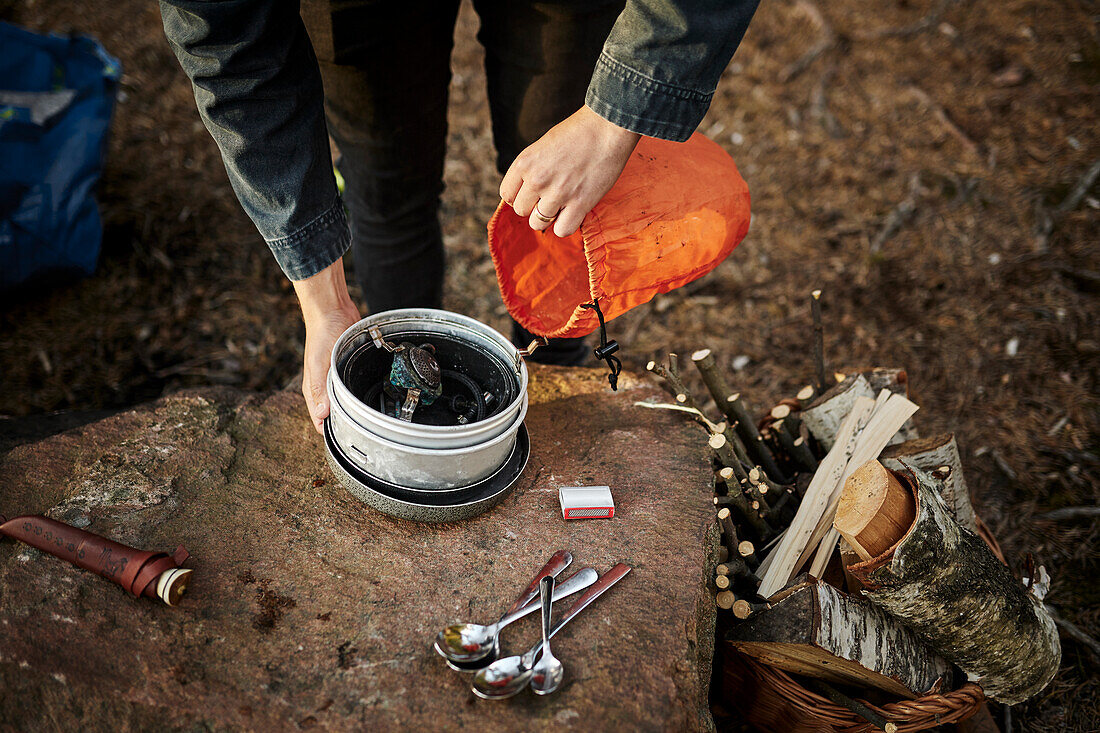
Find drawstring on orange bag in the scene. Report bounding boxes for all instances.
[488,132,751,385]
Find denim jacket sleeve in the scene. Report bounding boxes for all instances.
[586,0,760,142]
[159,0,349,281]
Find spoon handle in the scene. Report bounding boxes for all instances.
[539,576,554,655]
[501,549,572,619]
[520,563,633,659]
[498,568,597,628]
[550,563,631,638]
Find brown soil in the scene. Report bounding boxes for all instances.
[1,0,1096,729]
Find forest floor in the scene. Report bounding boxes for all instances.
[1,0,1097,729]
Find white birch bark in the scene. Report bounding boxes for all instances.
[851,465,1061,704]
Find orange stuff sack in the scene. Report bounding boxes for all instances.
[488,132,750,339]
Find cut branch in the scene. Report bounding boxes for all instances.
[718,467,775,541]
[726,393,787,480]
[811,290,827,392]
[804,679,899,733]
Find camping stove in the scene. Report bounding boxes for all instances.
[324,309,531,522]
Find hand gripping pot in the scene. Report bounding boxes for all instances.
[326,309,530,494]
[488,132,751,339]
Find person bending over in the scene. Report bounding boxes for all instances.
[159,0,758,432]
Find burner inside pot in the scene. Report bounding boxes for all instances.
[339,330,518,426]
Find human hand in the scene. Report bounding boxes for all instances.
[500,105,640,237]
[293,260,360,434]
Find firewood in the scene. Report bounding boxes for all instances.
[761,391,919,595]
[716,590,736,610]
[731,598,770,620]
[757,396,877,597]
[802,370,918,451]
[737,540,759,569]
[715,574,731,590]
[717,507,741,548]
[718,469,775,542]
[862,367,909,397]
[723,393,786,480]
[773,419,818,473]
[742,477,771,515]
[834,461,915,560]
[806,391,919,578]
[690,348,735,412]
[839,539,865,594]
[727,577,953,697]
[801,374,874,451]
[645,355,697,409]
[862,368,918,445]
[881,433,976,531]
[797,385,816,408]
[710,433,749,483]
[768,486,799,524]
[847,465,1061,704]
[718,424,754,473]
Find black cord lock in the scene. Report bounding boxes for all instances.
[581,299,622,391]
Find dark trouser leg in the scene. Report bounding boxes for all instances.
[302,0,461,313]
[473,0,625,365]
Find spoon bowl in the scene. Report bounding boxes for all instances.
[435,567,598,668]
[433,549,573,665]
[529,650,564,695]
[435,622,500,664]
[471,653,535,699]
[529,576,564,695]
[474,575,556,700]
[472,563,632,701]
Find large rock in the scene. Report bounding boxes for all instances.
[0,365,718,731]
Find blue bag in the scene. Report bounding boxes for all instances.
[0,22,120,291]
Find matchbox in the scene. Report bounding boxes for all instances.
[558,486,615,520]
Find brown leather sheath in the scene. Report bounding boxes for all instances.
[0,514,189,599]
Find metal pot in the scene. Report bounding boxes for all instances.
[326,308,529,490]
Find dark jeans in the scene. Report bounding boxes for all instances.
[300,0,623,364]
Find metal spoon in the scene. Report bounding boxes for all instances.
[442,568,597,672]
[472,563,632,700]
[434,549,572,665]
[529,575,563,695]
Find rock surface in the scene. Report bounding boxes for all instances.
[0,365,718,731]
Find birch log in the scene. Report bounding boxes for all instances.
[803,370,919,450]
[848,465,1061,704]
[801,374,874,451]
[727,577,953,697]
[859,368,918,445]
[881,433,976,531]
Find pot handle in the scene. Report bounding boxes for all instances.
[513,337,548,371]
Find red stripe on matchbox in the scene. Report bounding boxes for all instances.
[564,506,614,519]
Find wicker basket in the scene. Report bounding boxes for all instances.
[720,516,1005,732]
